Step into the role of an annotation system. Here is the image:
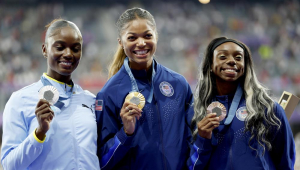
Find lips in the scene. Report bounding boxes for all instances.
[222,68,239,76]
[59,61,73,68]
[133,50,149,56]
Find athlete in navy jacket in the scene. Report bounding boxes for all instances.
[96,7,194,170]
[189,37,295,170]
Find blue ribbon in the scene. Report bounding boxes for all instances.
[40,75,74,109]
[224,83,243,125]
[123,57,155,103]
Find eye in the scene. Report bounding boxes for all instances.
[235,55,243,61]
[127,36,136,41]
[55,46,64,51]
[219,55,226,60]
[73,46,81,53]
[145,34,153,39]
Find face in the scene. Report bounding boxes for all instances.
[42,26,82,82]
[119,18,157,70]
[211,42,245,84]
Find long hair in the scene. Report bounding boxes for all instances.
[108,7,157,79]
[192,37,281,155]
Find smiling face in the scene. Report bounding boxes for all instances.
[118,18,157,70]
[42,26,82,82]
[212,42,245,85]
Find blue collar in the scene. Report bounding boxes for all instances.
[124,57,155,103]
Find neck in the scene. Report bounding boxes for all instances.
[215,80,238,96]
[46,72,72,85]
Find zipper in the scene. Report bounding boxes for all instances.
[154,96,168,170]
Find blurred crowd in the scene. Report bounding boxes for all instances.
[0,1,300,168]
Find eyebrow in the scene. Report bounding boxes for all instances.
[53,41,81,46]
[217,50,243,53]
[127,30,152,35]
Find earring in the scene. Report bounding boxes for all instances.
[210,69,212,72]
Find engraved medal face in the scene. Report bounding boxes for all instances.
[38,85,59,105]
[207,101,227,121]
[125,92,145,109]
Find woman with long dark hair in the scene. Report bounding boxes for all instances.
[188,37,295,170]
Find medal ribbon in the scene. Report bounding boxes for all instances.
[124,57,155,103]
[224,83,243,125]
[40,75,74,109]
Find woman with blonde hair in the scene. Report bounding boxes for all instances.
[96,7,194,170]
[188,37,295,169]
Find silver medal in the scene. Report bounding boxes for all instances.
[38,85,59,105]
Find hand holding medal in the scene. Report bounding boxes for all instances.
[206,101,227,122]
[197,101,227,139]
[120,92,145,135]
[35,85,59,140]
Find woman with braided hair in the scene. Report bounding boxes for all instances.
[188,37,295,170]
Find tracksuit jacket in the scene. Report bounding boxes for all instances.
[96,60,194,170]
[187,95,296,170]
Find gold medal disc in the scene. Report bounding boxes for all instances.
[207,101,227,121]
[125,92,145,110]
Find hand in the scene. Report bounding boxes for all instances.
[120,102,142,136]
[197,113,220,139]
[35,99,54,140]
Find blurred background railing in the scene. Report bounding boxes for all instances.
[0,0,299,169]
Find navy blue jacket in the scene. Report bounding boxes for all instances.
[96,60,194,170]
[188,95,296,170]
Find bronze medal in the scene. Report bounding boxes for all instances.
[207,101,227,121]
[125,92,145,110]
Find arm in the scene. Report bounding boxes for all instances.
[187,135,213,170]
[1,93,45,170]
[184,81,214,170]
[269,103,296,170]
[96,91,140,170]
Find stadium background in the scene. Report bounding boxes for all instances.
[0,0,299,169]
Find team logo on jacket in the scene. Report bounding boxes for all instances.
[159,81,174,97]
[95,100,103,111]
[236,106,248,121]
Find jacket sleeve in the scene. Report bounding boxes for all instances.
[96,90,134,170]
[1,92,44,170]
[269,103,296,170]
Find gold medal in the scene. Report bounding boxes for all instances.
[125,92,145,110]
[207,101,227,121]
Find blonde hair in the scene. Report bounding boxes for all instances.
[108,45,126,78]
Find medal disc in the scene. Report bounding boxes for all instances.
[38,85,59,105]
[125,92,145,109]
[207,101,227,121]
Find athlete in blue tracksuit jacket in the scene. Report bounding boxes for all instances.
[96,59,194,170]
[189,37,295,170]
[187,96,295,170]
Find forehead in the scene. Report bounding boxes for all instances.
[47,27,82,44]
[121,19,155,35]
[214,42,244,54]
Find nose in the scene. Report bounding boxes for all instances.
[136,38,146,47]
[63,48,73,58]
[226,56,236,66]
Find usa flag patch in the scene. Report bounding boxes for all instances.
[95,100,103,111]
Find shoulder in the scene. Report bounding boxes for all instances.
[98,67,129,96]
[10,81,42,101]
[157,63,190,87]
[273,102,286,120]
